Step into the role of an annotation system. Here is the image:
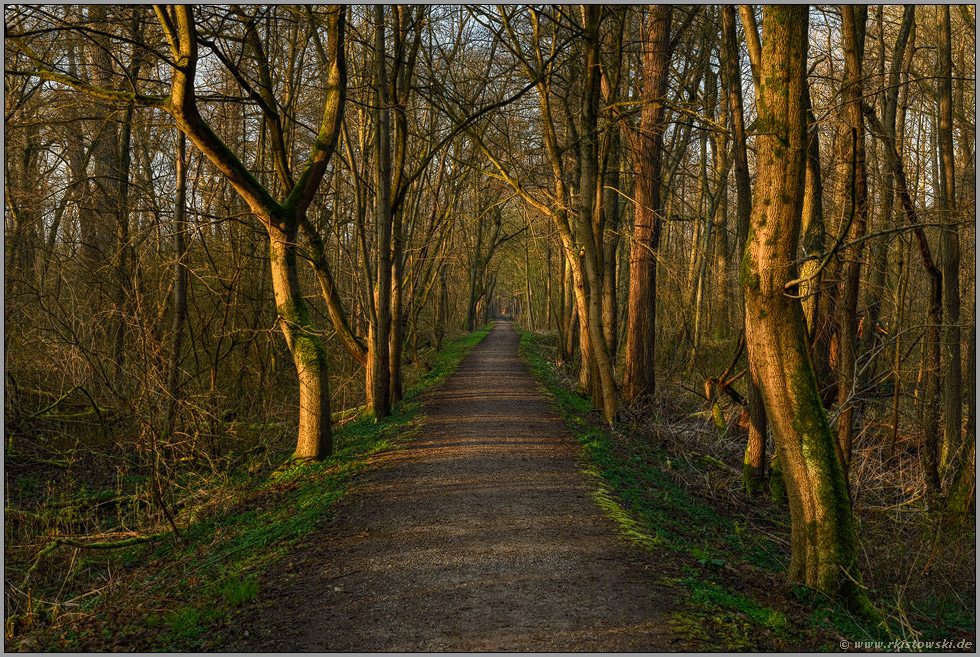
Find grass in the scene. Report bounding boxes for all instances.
[516,329,778,560]
[514,327,977,652]
[5,324,493,652]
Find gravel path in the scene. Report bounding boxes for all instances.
[235,321,677,651]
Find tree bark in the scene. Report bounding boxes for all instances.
[724,5,768,493]
[742,5,870,614]
[166,132,189,431]
[834,5,869,479]
[372,4,393,419]
[937,5,961,469]
[623,4,672,405]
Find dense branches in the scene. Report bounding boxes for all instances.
[4,2,975,619]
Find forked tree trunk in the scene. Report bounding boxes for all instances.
[163,5,346,459]
[742,5,870,615]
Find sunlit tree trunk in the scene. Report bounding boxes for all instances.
[372,4,393,419]
[726,5,768,494]
[623,4,672,405]
[164,5,346,459]
[742,5,870,615]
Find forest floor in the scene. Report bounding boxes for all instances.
[226,321,680,651]
[8,320,972,652]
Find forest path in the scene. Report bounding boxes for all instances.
[235,321,678,651]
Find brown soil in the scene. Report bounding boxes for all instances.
[230,321,679,652]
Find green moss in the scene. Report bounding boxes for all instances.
[765,225,781,247]
[712,402,727,434]
[740,248,761,294]
[742,449,764,496]
[787,365,876,619]
[276,297,310,327]
[277,297,327,368]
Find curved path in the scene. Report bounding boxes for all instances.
[237,321,676,651]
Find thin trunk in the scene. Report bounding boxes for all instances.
[372,5,393,419]
[725,5,768,492]
[602,128,622,358]
[576,5,617,422]
[937,5,961,469]
[835,5,869,479]
[801,83,836,406]
[166,132,189,430]
[945,323,975,517]
[863,103,944,504]
[524,239,536,329]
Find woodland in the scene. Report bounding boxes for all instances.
[3,4,977,652]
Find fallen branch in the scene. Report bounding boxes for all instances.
[21,532,168,589]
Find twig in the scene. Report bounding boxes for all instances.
[21,532,167,590]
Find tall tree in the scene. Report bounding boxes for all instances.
[371,4,394,419]
[834,5,869,479]
[622,4,673,405]
[13,4,351,460]
[936,5,962,469]
[727,4,768,495]
[741,4,870,614]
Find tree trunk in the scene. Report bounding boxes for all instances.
[270,216,332,459]
[623,4,672,405]
[937,5,961,470]
[372,4,393,419]
[166,132,189,431]
[945,323,975,517]
[834,5,869,479]
[725,5,768,492]
[574,5,617,423]
[434,262,447,350]
[863,102,944,504]
[390,205,405,404]
[602,129,622,358]
[166,5,345,458]
[800,83,836,407]
[742,5,870,615]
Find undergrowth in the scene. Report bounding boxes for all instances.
[516,327,976,652]
[4,324,492,652]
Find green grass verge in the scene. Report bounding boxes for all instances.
[518,329,977,650]
[514,328,864,651]
[42,324,493,652]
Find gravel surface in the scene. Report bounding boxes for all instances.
[234,321,678,652]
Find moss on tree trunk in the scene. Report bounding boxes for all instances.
[741,5,872,617]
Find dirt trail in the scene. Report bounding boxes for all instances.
[235,321,678,651]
